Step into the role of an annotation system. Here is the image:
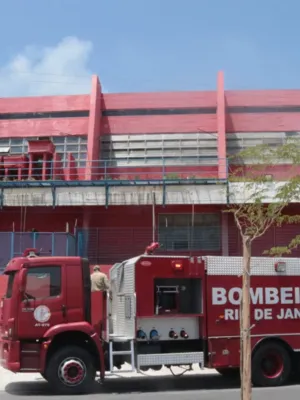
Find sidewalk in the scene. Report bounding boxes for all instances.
[0,368,43,391]
[0,364,218,391]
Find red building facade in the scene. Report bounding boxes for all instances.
[1,71,300,266]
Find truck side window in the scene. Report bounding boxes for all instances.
[26,266,61,299]
[5,272,16,299]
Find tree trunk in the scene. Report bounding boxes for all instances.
[241,235,252,400]
[240,294,243,384]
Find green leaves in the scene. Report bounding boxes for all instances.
[227,138,300,253]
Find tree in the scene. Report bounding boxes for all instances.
[225,139,300,400]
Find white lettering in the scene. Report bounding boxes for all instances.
[265,288,279,304]
[280,288,293,304]
[224,309,234,320]
[228,288,242,305]
[254,308,264,320]
[250,288,263,305]
[212,288,226,305]
[295,288,300,304]
[212,287,300,306]
[294,309,300,318]
[223,307,300,321]
[234,308,239,320]
[265,308,272,319]
[254,308,272,320]
[277,309,284,319]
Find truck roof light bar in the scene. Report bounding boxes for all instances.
[23,248,40,258]
[144,242,160,255]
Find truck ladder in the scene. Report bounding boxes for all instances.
[106,292,136,373]
[108,336,135,373]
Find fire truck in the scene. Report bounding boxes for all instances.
[1,244,300,394]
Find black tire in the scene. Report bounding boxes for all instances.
[252,342,291,387]
[216,367,239,378]
[45,345,96,394]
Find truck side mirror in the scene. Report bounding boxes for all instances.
[19,268,27,293]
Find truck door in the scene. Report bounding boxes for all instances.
[17,263,67,339]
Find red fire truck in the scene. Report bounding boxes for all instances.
[1,244,299,394]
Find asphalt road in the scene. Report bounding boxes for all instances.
[2,374,300,400]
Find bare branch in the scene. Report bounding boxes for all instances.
[234,209,243,234]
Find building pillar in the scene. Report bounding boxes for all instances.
[217,71,227,179]
[42,153,47,180]
[221,212,229,256]
[28,154,33,179]
[85,75,102,180]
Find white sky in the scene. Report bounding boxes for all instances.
[0,36,94,97]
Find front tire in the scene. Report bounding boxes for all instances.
[45,345,96,394]
[252,342,291,387]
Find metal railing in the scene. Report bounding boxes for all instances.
[77,226,222,264]
[1,224,299,272]
[0,157,228,184]
[0,232,76,273]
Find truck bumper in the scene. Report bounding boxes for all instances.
[0,338,20,372]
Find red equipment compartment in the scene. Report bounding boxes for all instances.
[134,256,207,340]
[135,256,205,317]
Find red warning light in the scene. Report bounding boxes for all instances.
[172,260,183,271]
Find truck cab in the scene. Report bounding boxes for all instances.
[0,250,105,393]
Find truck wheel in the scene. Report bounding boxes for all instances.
[45,345,96,394]
[216,367,239,378]
[252,342,291,387]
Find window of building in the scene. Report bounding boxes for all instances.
[158,213,221,251]
[102,107,216,117]
[226,132,292,161]
[100,133,218,167]
[0,111,89,120]
[25,266,61,299]
[0,138,29,154]
[0,136,88,168]
[52,136,87,167]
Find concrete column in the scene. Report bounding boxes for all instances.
[42,153,47,180]
[28,154,33,179]
[85,75,102,180]
[217,71,227,179]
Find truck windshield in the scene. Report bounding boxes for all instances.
[5,272,16,299]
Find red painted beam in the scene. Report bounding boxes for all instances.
[102,91,216,110]
[226,113,300,132]
[0,95,89,114]
[225,90,300,107]
[0,118,89,138]
[101,114,217,134]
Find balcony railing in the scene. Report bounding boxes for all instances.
[0,157,228,186]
